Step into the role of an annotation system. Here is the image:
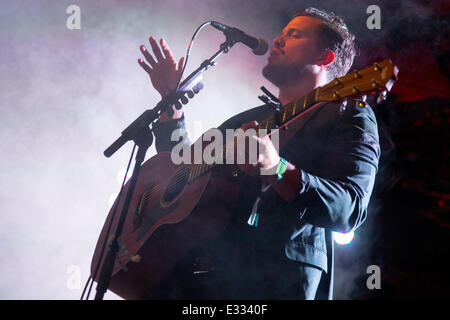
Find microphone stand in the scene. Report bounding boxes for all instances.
[94,36,239,300]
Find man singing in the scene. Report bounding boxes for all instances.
[138,7,380,300]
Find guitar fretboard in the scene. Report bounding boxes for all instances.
[186,88,319,183]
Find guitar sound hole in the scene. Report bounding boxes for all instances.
[163,167,189,203]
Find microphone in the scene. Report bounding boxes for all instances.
[211,21,268,56]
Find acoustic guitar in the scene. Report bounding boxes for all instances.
[91,60,398,299]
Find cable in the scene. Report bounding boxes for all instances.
[80,275,92,300]
[82,143,137,300]
[175,21,212,91]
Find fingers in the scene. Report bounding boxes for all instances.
[160,38,174,61]
[149,36,164,61]
[240,121,259,131]
[178,56,185,70]
[177,56,186,80]
[177,56,185,72]
[138,58,152,75]
[140,45,157,67]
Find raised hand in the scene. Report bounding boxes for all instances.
[138,36,185,99]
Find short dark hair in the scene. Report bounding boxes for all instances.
[294,7,356,82]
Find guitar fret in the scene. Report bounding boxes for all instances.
[188,165,194,182]
[194,164,199,178]
[195,164,200,180]
[194,164,200,179]
[190,165,194,180]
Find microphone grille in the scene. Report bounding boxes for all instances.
[252,38,269,56]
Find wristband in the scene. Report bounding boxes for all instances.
[276,157,287,181]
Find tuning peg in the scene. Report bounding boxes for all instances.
[373,62,382,71]
[356,95,367,108]
[376,90,388,104]
[357,101,367,108]
[340,99,348,113]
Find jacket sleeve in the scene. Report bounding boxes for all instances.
[287,102,381,233]
[151,114,191,153]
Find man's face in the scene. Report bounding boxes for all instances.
[263,16,325,87]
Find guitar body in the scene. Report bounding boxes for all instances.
[91,150,244,299]
[90,102,327,299]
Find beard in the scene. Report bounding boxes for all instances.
[262,63,309,87]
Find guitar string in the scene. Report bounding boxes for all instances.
[138,149,226,205]
[137,122,271,207]
[137,112,290,206]
[138,114,281,204]
[133,92,317,207]
[137,98,313,206]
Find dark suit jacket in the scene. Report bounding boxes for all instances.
[152,99,380,299]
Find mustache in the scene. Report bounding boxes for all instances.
[271,45,284,55]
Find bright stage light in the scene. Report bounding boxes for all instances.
[333,231,355,245]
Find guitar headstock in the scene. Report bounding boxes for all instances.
[317,59,399,103]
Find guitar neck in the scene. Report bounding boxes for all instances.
[254,89,319,135]
[186,89,320,184]
[182,59,399,185]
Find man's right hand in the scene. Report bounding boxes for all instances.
[138,36,185,121]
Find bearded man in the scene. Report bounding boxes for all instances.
[138,7,380,300]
